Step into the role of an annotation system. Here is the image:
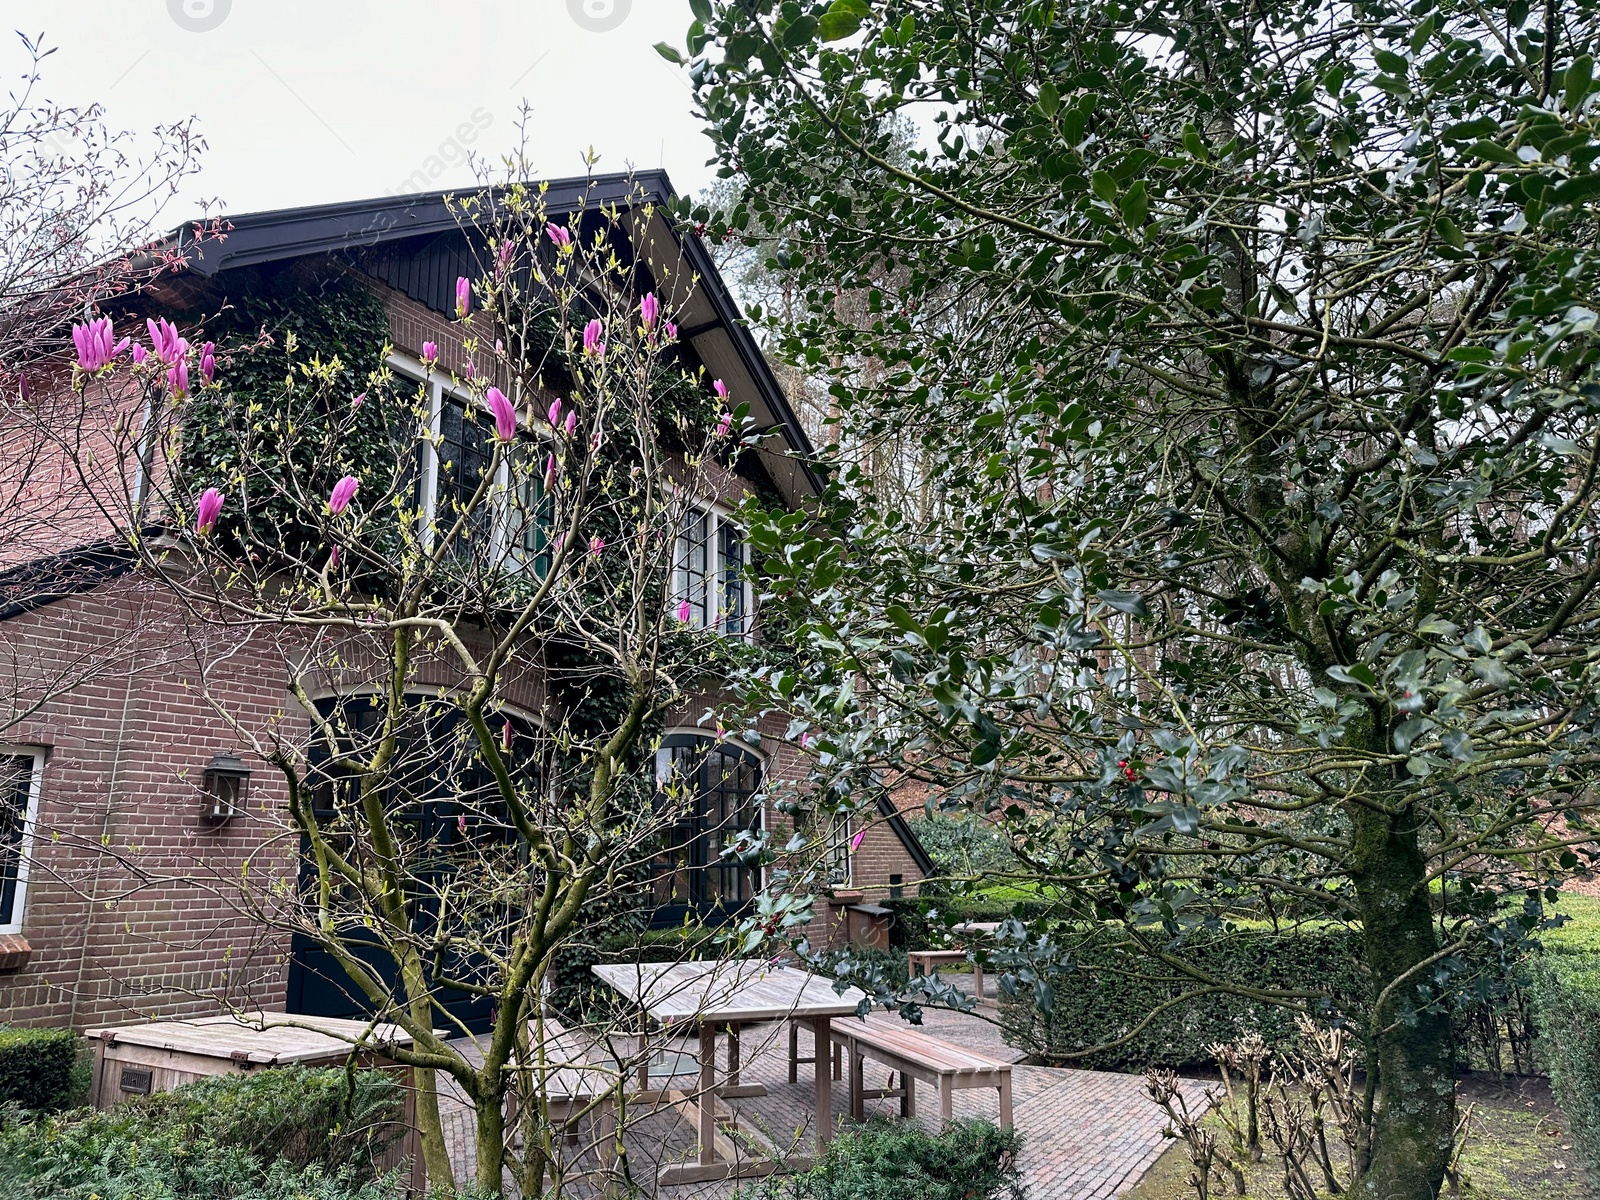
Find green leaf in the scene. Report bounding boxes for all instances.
[654,42,685,64]
[1326,663,1378,689]
[1096,589,1149,616]
[1091,170,1118,203]
[820,8,864,41]
[1565,54,1594,113]
[1182,123,1208,162]
[1036,80,1061,119]
[1435,214,1465,250]
[970,738,1000,767]
[689,0,713,21]
[886,604,921,635]
[1374,49,1409,76]
[1119,180,1149,229]
[778,14,819,47]
[1469,140,1522,166]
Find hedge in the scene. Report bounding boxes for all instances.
[1530,951,1600,1181]
[997,924,1371,1071]
[0,1027,85,1111]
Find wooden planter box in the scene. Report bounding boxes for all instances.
[85,1012,423,1188]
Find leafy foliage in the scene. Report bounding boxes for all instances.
[1531,951,1600,1183]
[673,1,1600,1193]
[736,1117,1023,1200]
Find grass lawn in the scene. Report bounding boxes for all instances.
[1124,1074,1589,1199]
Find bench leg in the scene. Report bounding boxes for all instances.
[727,1022,741,1086]
[833,1039,842,1081]
[849,1045,865,1121]
[902,1073,915,1119]
[939,1078,954,1127]
[973,962,985,1000]
[998,1074,1012,1127]
[789,1022,799,1084]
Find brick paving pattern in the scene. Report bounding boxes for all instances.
[438,976,1207,1199]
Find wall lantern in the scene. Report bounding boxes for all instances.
[202,753,250,822]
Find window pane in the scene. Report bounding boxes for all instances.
[0,755,33,927]
[510,444,553,577]
[674,509,710,627]
[435,400,494,552]
[718,522,746,635]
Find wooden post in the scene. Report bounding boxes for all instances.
[998,1074,1013,1127]
[788,1021,798,1084]
[849,1042,864,1121]
[726,1022,741,1086]
[698,1021,717,1166]
[812,1016,833,1150]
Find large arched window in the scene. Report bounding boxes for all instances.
[648,733,763,925]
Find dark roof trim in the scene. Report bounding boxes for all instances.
[175,171,675,277]
[874,789,937,877]
[0,540,137,622]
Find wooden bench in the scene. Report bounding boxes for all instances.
[830,1015,1012,1127]
[907,949,987,1000]
[515,1017,616,1163]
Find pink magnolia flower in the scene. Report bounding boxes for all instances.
[713,379,729,401]
[544,453,557,489]
[548,399,563,428]
[850,827,868,853]
[72,318,129,371]
[463,360,476,380]
[495,338,504,356]
[717,412,734,438]
[589,534,605,556]
[663,320,678,341]
[546,223,572,248]
[499,238,515,269]
[640,292,659,329]
[352,392,366,409]
[146,318,184,365]
[675,599,692,623]
[167,359,189,398]
[16,375,26,403]
[486,387,517,441]
[130,343,148,366]
[422,341,438,365]
[582,318,604,356]
[457,813,468,835]
[455,275,471,319]
[564,409,577,438]
[199,342,216,385]
[195,488,224,535]
[329,545,341,570]
[800,731,814,749]
[502,718,514,753]
[328,475,360,515]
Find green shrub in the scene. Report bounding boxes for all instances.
[999,924,1372,1071]
[0,1066,404,1200]
[818,945,909,993]
[737,1117,1022,1200]
[0,1027,85,1111]
[1530,953,1600,1181]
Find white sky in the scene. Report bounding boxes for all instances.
[0,0,712,223]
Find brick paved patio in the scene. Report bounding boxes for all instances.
[437,979,1208,1199]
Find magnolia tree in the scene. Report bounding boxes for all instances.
[63,174,785,1196]
[669,1,1600,1196]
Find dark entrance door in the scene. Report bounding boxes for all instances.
[285,696,524,1033]
[647,734,763,927]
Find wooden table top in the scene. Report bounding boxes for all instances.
[84,1012,420,1065]
[592,959,869,1023]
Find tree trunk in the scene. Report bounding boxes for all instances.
[1350,803,1456,1200]
[473,1073,508,1196]
[412,1065,456,1191]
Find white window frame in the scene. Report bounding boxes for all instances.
[673,498,755,637]
[0,748,44,936]
[824,810,854,888]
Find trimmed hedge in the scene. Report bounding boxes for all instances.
[0,1027,85,1111]
[998,924,1371,1071]
[736,1117,1022,1200]
[1531,951,1600,1181]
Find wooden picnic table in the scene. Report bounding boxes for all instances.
[591,959,868,1184]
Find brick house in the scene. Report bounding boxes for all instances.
[0,172,930,1032]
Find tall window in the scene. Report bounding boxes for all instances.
[433,398,494,549]
[674,502,752,635]
[0,750,43,935]
[823,812,853,888]
[649,734,763,923]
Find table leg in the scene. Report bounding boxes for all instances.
[974,962,985,1000]
[788,1022,798,1083]
[698,1021,717,1166]
[727,1021,741,1086]
[812,1015,833,1150]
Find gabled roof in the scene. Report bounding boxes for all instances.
[170,170,821,504]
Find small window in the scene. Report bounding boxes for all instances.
[508,444,553,577]
[0,750,43,935]
[823,811,853,888]
[433,400,495,551]
[718,522,747,635]
[674,508,712,628]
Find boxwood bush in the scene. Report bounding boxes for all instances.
[1530,947,1600,1181]
[0,1027,85,1111]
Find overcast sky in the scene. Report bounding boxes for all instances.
[0,0,712,223]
